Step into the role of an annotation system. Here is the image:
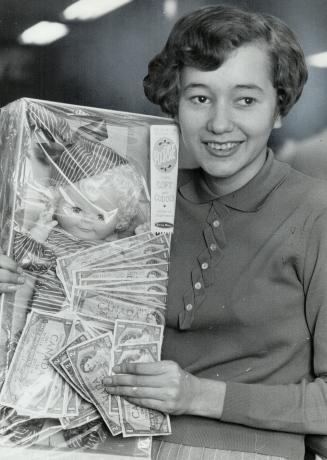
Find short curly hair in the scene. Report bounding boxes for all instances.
[143,5,308,118]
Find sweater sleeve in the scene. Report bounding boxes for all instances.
[221,210,327,436]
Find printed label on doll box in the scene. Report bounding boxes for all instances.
[150,125,179,234]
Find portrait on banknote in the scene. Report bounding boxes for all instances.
[0,98,178,456]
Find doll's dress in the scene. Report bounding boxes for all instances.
[13,227,98,312]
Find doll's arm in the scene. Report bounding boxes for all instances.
[29,205,58,243]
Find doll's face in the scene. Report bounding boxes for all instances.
[55,179,120,241]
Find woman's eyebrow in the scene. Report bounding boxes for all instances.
[182,83,209,91]
[234,84,264,92]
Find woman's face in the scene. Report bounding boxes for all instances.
[177,43,281,194]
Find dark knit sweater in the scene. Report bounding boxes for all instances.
[162,151,327,460]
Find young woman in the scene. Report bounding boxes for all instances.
[103,5,327,460]
[1,5,327,460]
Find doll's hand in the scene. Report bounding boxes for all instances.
[103,360,226,418]
[0,248,25,293]
[30,206,57,243]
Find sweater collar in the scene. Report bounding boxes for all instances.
[179,150,290,212]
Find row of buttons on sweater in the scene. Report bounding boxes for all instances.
[179,204,227,329]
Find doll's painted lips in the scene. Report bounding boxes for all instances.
[78,227,92,232]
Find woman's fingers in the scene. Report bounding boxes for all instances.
[0,254,22,274]
[123,397,164,412]
[0,283,22,293]
[105,385,163,401]
[0,268,24,287]
[112,360,172,376]
[0,253,24,292]
[103,373,163,388]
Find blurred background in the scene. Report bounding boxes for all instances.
[0,0,327,170]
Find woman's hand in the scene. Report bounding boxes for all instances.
[0,249,25,293]
[103,360,226,418]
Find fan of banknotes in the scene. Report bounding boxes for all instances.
[0,231,171,439]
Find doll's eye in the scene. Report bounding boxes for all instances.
[72,206,82,214]
[97,214,105,221]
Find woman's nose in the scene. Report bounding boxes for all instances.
[206,103,234,134]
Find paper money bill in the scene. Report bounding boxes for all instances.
[94,254,170,269]
[45,371,71,418]
[49,332,92,403]
[60,399,100,430]
[65,384,79,416]
[91,246,170,272]
[67,332,122,436]
[114,343,171,437]
[78,279,168,294]
[113,320,164,348]
[119,401,171,437]
[75,294,166,325]
[72,286,167,314]
[0,310,74,416]
[57,232,163,298]
[84,290,167,307]
[60,357,92,403]
[76,314,115,336]
[73,265,168,286]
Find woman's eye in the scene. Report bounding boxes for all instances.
[190,95,210,104]
[97,214,105,221]
[238,97,256,106]
[72,206,82,214]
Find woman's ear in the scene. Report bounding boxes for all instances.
[273,114,282,129]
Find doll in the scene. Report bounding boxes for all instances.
[13,158,145,313]
[12,104,147,314]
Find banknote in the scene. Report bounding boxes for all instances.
[49,332,92,403]
[0,310,74,416]
[45,371,72,418]
[78,278,168,294]
[73,289,167,313]
[60,399,100,430]
[68,252,170,308]
[66,332,122,436]
[91,244,170,270]
[84,289,167,307]
[114,343,171,437]
[94,254,170,269]
[64,384,79,416]
[71,284,167,312]
[75,314,115,336]
[50,332,90,371]
[118,400,171,437]
[56,232,163,298]
[113,320,164,348]
[114,342,160,366]
[57,244,122,300]
[73,265,168,286]
[60,357,92,403]
[75,294,166,325]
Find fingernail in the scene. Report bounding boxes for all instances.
[18,276,25,283]
[16,266,23,274]
[112,365,120,373]
[103,377,112,385]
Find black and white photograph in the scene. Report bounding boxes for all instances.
[0,1,326,459]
